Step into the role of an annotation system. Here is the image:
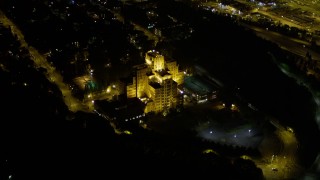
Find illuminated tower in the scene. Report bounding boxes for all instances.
[126,50,184,113]
[145,50,165,71]
[166,60,184,85]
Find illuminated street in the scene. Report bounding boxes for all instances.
[272,45,320,179]
[0,10,128,136]
[105,6,160,45]
[254,124,304,179]
[0,10,89,113]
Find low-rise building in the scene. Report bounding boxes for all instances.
[94,97,146,126]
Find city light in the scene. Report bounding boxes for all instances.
[2,0,320,178]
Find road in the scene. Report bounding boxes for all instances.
[243,24,320,62]
[260,52,320,179]
[206,0,320,33]
[202,1,320,71]
[251,121,304,179]
[253,9,305,29]
[104,6,159,45]
[193,101,304,179]
[0,10,92,113]
[0,10,131,134]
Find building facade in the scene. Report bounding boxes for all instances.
[126,50,184,114]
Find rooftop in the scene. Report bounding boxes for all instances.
[155,69,171,77]
[146,50,161,58]
[149,82,162,89]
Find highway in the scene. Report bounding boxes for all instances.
[201,1,320,73]
[251,8,305,30]
[204,0,320,33]
[242,23,320,63]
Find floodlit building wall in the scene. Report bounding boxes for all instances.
[126,50,183,113]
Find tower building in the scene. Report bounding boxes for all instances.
[126,50,184,114]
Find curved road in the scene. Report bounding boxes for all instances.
[249,118,304,179]
[270,52,320,179]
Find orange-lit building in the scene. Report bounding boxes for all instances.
[126,50,184,114]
